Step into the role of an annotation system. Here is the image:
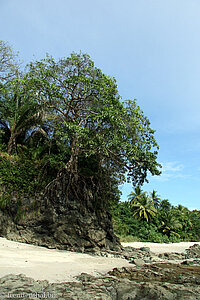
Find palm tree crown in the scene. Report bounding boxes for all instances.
[128,186,157,222]
[0,79,44,154]
[149,190,161,208]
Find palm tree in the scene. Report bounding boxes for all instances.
[0,78,44,154]
[149,190,161,208]
[128,186,146,205]
[159,211,182,238]
[128,187,157,222]
[159,199,171,211]
[173,205,193,238]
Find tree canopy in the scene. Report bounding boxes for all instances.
[25,53,161,185]
[0,42,161,210]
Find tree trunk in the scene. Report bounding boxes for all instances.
[8,133,17,154]
[66,137,79,175]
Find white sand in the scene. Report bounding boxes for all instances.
[0,237,130,283]
[0,237,199,283]
[122,241,200,253]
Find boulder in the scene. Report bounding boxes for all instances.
[131,258,145,266]
[139,246,151,252]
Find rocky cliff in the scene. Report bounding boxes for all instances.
[0,196,121,253]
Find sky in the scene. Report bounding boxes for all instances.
[1,0,200,210]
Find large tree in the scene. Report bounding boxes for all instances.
[24,53,161,205]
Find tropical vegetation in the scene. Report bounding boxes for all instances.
[112,187,200,242]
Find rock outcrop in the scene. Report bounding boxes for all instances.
[0,197,121,253]
[1,261,200,300]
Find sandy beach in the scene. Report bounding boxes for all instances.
[121,241,200,253]
[0,237,130,283]
[0,237,199,283]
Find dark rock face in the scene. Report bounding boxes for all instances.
[0,199,121,253]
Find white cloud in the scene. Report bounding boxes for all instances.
[161,162,184,172]
[151,161,190,182]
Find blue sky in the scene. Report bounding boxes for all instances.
[1,0,200,209]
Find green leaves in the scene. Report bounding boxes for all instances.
[25,52,161,186]
[0,77,45,154]
[128,187,157,222]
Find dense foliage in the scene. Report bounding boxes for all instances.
[0,41,160,216]
[112,188,200,242]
